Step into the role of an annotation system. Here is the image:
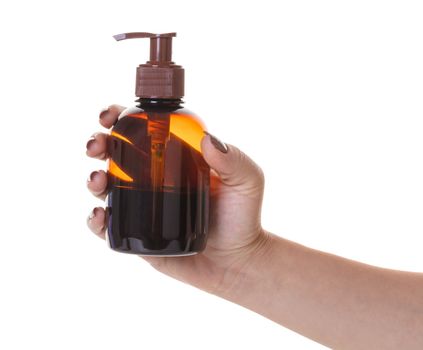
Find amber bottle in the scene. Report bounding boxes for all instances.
[106,32,210,256]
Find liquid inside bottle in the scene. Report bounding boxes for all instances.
[106,100,210,256]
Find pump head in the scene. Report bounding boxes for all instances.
[113,32,184,99]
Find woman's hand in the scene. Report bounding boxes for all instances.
[86,105,423,349]
[86,104,271,296]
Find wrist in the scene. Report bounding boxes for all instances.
[215,229,278,301]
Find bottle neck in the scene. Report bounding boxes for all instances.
[137,98,183,110]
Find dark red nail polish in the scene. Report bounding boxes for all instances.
[89,207,102,221]
[88,171,99,183]
[204,131,228,153]
[88,208,96,220]
[86,136,96,151]
[99,107,109,119]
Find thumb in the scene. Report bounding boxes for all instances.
[201,132,265,193]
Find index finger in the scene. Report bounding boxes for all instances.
[99,104,126,129]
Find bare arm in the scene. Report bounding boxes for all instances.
[220,232,423,349]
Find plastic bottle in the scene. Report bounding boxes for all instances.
[106,32,210,256]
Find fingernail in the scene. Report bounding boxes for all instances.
[88,208,96,220]
[86,135,96,151]
[99,107,109,119]
[87,171,99,183]
[204,131,228,153]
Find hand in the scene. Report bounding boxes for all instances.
[86,105,271,296]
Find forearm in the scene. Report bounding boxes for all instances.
[219,232,423,349]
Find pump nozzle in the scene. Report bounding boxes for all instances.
[113,32,176,65]
[113,32,184,99]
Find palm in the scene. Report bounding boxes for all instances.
[206,173,263,252]
[144,169,264,295]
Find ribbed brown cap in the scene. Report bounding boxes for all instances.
[113,32,184,99]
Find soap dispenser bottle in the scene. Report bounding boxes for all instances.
[106,32,210,256]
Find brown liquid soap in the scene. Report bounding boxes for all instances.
[106,32,210,256]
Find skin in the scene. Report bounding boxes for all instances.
[86,104,423,349]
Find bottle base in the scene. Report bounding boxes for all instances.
[106,236,206,257]
[109,247,200,257]
[139,251,199,257]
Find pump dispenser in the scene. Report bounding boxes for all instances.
[106,32,210,256]
[113,32,184,99]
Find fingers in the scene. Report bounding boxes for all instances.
[86,132,109,160]
[86,104,126,159]
[99,104,126,129]
[87,170,108,200]
[86,104,125,241]
[87,207,106,239]
[201,132,265,194]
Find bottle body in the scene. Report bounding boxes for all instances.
[106,99,210,256]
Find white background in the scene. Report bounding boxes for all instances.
[0,1,422,349]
